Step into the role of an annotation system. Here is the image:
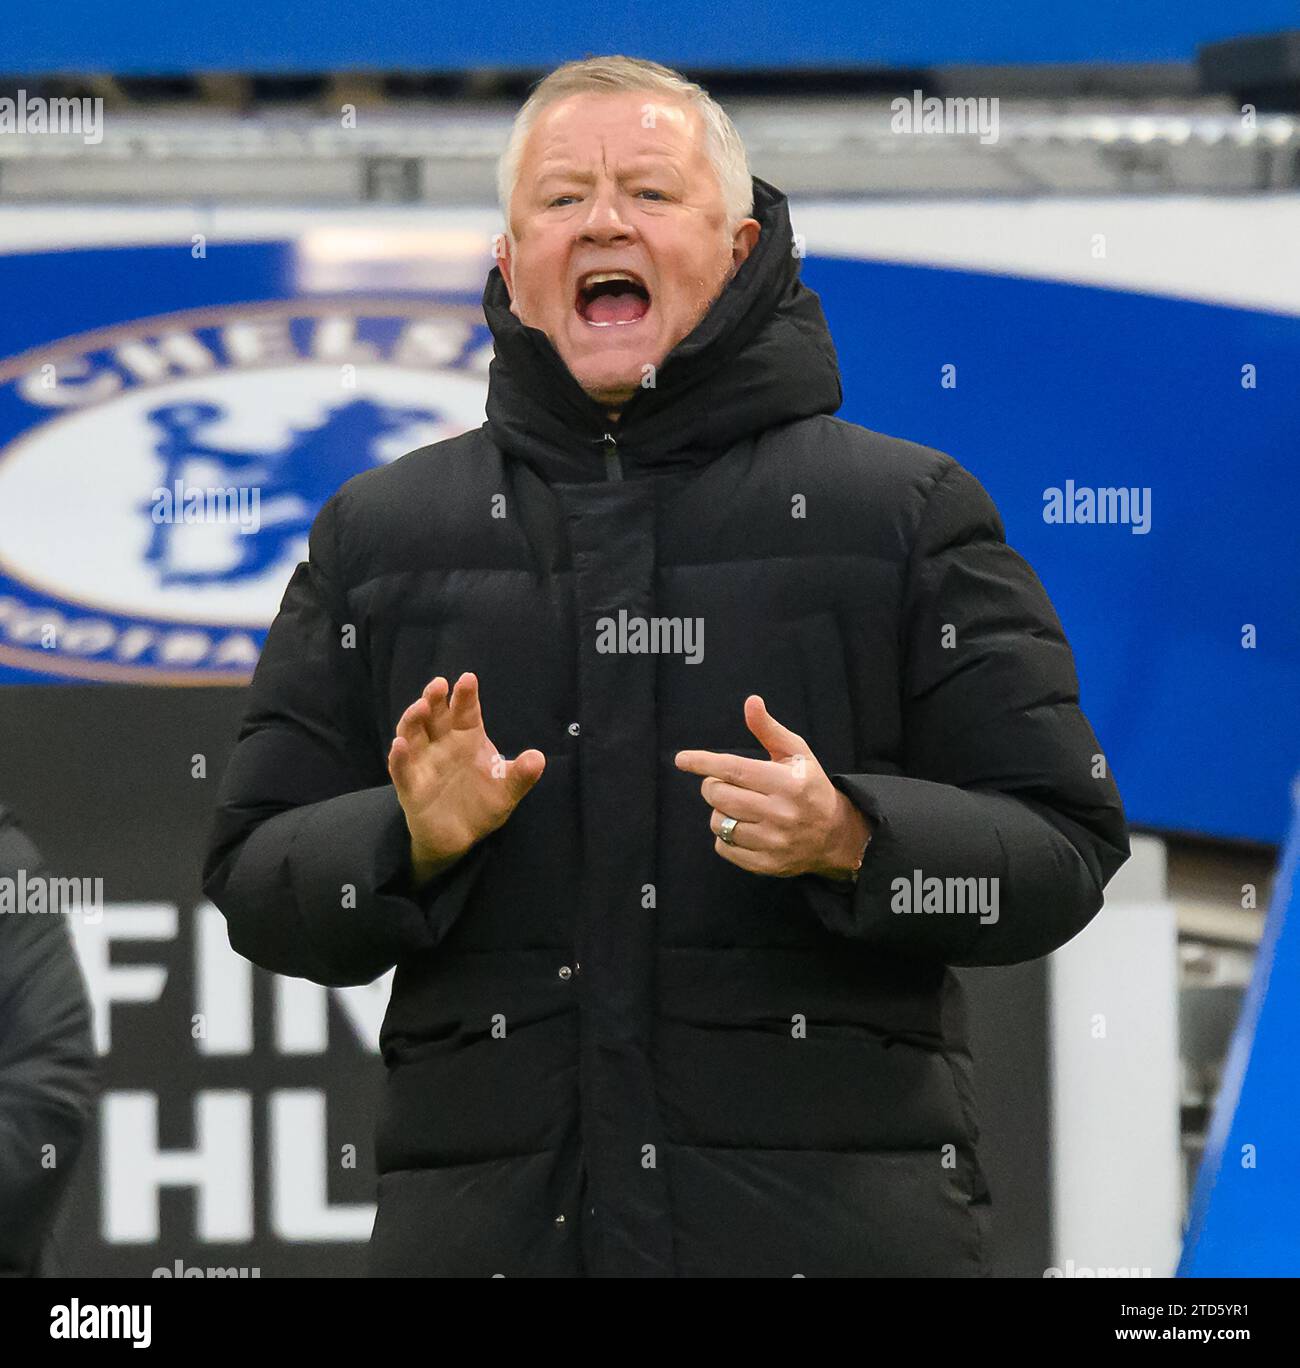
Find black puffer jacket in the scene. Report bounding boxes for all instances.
[203,177,1130,1277]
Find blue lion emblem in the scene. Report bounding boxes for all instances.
[141,398,439,586]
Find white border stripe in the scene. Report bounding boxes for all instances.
[792,195,1300,317]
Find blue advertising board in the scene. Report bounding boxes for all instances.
[6,1,1298,73]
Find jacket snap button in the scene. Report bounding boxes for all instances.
[558,965,573,980]
[555,1213,566,1225]
[567,722,580,737]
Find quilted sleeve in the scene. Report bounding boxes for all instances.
[202,491,492,986]
[799,459,1130,966]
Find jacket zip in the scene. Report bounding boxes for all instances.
[597,431,623,482]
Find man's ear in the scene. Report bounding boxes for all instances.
[497,230,522,319]
[731,217,761,269]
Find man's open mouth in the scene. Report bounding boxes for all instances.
[575,270,651,326]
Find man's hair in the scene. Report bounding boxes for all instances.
[496,55,753,240]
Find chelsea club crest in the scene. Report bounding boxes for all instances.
[0,297,491,683]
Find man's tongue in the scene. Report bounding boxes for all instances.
[584,287,648,325]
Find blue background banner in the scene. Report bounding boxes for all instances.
[808,252,1300,846]
[4,1,1296,73]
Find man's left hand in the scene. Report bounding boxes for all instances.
[675,695,872,880]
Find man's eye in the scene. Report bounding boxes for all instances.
[548,195,578,207]
[636,189,666,201]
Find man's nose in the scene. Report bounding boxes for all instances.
[577,187,636,243]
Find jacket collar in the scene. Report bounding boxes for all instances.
[481,176,842,483]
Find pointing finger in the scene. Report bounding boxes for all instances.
[675,748,789,794]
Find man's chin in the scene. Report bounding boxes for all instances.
[557,327,667,413]
[576,376,640,412]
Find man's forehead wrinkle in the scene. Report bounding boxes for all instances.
[533,149,687,180]
[529,139,694,190]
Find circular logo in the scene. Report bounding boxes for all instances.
[0,296,491,682]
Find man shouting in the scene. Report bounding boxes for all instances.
[203,55,1129,1278]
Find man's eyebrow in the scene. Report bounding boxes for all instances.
[534,164,594,183]
[618,159,683,179]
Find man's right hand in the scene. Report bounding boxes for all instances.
[387,672,546,887]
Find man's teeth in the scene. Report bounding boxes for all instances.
[582,272,639,288]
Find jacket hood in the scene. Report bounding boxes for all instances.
[481,175,842,482]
